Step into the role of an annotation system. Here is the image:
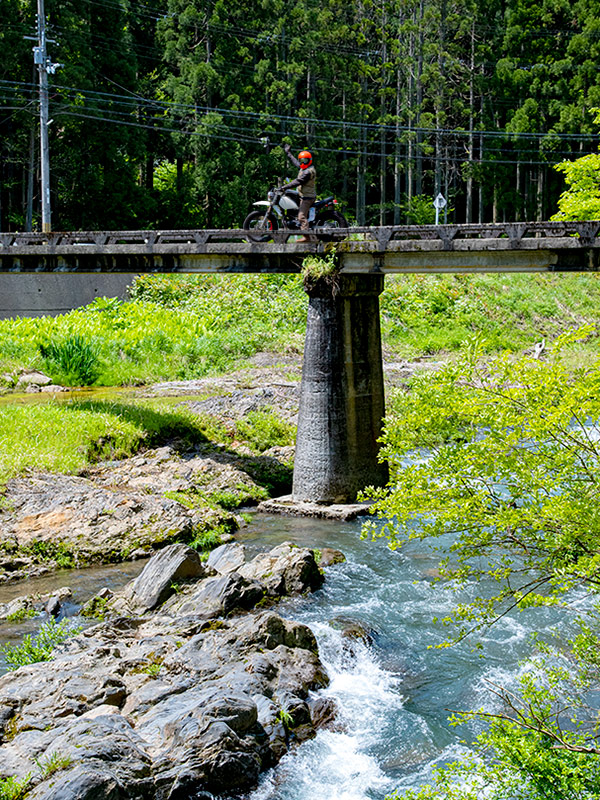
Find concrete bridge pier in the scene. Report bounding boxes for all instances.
[292,273,389,504]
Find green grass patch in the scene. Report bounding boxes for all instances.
[0,398,226,489]
[188,524,227,553]
[380,273,600,357]
[235,409,296,453]
[0,276,307,386]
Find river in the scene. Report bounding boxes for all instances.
[0,511,581,798]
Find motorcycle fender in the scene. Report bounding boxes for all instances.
[252,201,282,217]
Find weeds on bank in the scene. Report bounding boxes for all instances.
[0,775,31,800]
[236,409,295,453]
[0,752,72,800]
[0,618,82,670]
[0,275,307,386]
[35,752,72,779]
[39,334,100,386]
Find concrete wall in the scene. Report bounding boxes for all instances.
[0,274,136,318]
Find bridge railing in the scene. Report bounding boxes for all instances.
[1,220,600,252]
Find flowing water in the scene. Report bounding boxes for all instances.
[0,512,582,798]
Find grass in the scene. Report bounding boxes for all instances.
[235,409,296,453]
[2,273,600,388]
[2,272,600,501]
[35,752,72,779]
[380,273,600,357]
[0,275,307,387]
[0,398,230,489]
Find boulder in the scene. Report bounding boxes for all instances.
[129,544,209,611]
[168,572,264,618]
[207,542,245,574]
[16,371,53,389]
[239,542,323,596]
[318,547,346,567]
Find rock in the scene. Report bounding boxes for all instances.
[239,542,324,596]
[0,595,330,799]
[129,544,209,612]
[45,596,61,617]
[0,522,333,799]
[258,495,372,520]
[0,587,72,621]
[318,547,346,567]
[16,371,53,389]
[40,385,69,393]
[168,572,264,618]
[207,542,245,574]
[27,766,122,800]
[308,696,339,729]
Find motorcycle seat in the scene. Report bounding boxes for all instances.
[315,196,334,207]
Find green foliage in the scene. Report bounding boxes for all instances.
[0,618,82,670]
[0,775,31,800]
[301,253,339,284]
[35,752,72,780]
[374,326,600,799]
[188,525,225,553]
[80,596,110,621]
[5,607,37,623]
[39,335,100,387]
[551,153,600,221]
[143,662,162,679]
[23,541,76,569]
[277,707,295,730]
[235,409,296,453]
[364,325,600,636]
[398,194,447,225]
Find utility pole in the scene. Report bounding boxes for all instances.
[29,0,59,233]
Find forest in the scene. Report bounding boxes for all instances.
[2,0,600,231]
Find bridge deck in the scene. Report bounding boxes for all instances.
[1,221,600,273]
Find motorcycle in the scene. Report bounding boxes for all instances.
[243,184,348,242]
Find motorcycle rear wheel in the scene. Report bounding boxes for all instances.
[315,210,348,242]
[243,210,278,243]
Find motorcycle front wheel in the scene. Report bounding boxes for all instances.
[314,210,349,242]
[243,210,278,243]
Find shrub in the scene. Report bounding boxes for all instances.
[0,618,82,670]
[0,776,31,800]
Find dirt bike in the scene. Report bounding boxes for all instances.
[243,185,348,243]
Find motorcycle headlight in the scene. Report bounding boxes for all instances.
[268,191,275,201]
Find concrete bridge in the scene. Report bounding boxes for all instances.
[2,220,599,505]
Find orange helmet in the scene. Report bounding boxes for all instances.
[298,150,313,169]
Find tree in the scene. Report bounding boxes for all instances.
[366,328,600,797]
[551,154,600,221]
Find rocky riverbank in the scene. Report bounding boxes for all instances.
[0,352,436,585]
[0,540,344,799]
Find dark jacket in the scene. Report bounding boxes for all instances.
[283,150,316,199]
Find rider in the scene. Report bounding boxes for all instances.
[281,144,317,242]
